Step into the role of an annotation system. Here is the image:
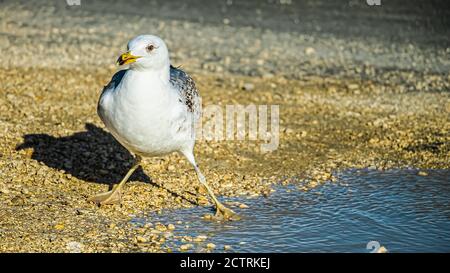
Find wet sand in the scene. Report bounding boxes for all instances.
[0,0,449,252]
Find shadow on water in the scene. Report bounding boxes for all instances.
[16,123,151,185]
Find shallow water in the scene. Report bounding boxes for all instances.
[137,169,450,252]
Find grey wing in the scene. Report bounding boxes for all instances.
[169,65,201,121]
[101,69,126,96]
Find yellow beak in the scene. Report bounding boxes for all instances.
[116,52,141,66]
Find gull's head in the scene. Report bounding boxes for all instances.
[117,35,169,70]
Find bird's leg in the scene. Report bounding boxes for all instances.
[88,155,142,205]
[181,150,240,220]
[194,167,239,220]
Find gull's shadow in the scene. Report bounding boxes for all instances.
[16,123,151,185]
[16,123,198,205]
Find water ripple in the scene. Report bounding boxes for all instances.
[136,169,450,252]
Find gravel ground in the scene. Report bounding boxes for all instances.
[0,0,449,252]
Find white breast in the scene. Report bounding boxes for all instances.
[98,69,194,157]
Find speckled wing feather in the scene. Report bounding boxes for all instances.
[169,65,201,121]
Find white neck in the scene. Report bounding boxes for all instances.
[130,59,170,84]
[118,61,171,101]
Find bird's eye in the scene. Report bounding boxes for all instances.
[146,44,155,52]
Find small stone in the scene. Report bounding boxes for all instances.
[418,171,428,176]
[136,236,147,243]
[155,223,167,231]
[224,245,232,251]
[66,241,84,253]
[54,224,65,230]
[180,244,193,251]
[194,235,207,242]
[327,86,337,93]
[305,47,316,55]
[167,224,175,230]
[206,243,216,249]
[263,73,274,79]
[242,83,254,91]
[75,209,85,215]
[137,227,146,234]
[238,203,249,209]
[347,83,359,90]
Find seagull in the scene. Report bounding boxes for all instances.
[88,34,236,220]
